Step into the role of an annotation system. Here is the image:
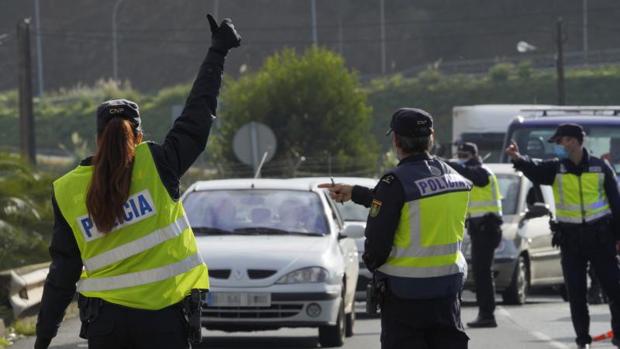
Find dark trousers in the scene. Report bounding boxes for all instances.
[86,301,189,349]
[380,292,469,349]
[469,220,502,318]
[560,228,620,346]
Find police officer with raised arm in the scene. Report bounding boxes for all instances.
[34,14,241,349]
[320,108,471,349]
[505,123,620,349]
[446,142,503,328]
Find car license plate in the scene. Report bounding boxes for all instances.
[208,292,271,307]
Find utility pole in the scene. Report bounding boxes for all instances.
[34,0,44,96]
[213,0,220,19]
[556,18,566,106]
[582,0,588,64]
[379,0,386,74]
[17,19,36,165]
[310,0,318,45]
[112,0,125,81]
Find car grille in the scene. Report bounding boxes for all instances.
[247,269,277,279]
[209,269,231,279]
[202,303,303,319]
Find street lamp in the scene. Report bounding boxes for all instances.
[112,0,125,81]
[516,41,536,53]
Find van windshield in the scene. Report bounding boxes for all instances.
[509,126,620,172]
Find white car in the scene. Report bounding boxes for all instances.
[462,164,564,304]
[182,179,359,347]
[288,177,378,300]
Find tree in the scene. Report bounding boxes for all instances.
[219,47,378,177]
[0,154,53,270]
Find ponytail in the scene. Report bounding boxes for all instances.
[86,118,142,233]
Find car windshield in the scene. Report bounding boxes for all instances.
[510,125,620,172]
[338,201,369,222]
[497,174,520,216]
[183,189,328,236]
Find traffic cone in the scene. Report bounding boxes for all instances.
[592,330,614,341]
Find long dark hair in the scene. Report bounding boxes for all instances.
[86,118,143,233]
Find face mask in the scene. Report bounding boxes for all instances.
[456,159,468,165]
[553,144,569,159]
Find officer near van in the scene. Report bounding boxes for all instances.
[446,142,503,328]
[34,14,241,349]
[320,108,471,349]
[505,123,620,349]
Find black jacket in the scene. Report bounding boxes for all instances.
[35,48,226,341]
[512,149,620,240]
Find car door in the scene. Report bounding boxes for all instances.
[324,193,358,309]
[518,184,563,285]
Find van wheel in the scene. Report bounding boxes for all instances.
[319,296,345,347]
[502,255,529,305]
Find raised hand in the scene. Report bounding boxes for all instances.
[505,141,521,161]
[206,14,241,53]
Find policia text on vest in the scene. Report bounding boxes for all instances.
[34,14,242,349]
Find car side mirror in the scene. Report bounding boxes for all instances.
[340,224,365,239]
[523,203,550,220]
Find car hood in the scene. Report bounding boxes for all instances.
[196,235,337,287]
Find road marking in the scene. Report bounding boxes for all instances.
[530,331,569,349]
[497,306,569,349]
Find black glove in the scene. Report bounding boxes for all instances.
[34,337,52,349]
[206,14,241,54]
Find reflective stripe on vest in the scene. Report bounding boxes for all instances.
[78,253,204,292]
[552,171,611,224]
[378,172,469,278]
[83,215,190,272]
[468,170,502,218]
[53,143,209,310]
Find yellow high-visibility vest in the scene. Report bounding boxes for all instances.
[53,142,209,310]
[468,169,502,218]
[378,161,471,278]
[552,164,611,224]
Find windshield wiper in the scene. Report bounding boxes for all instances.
[192,227,233,235]
[233,227,323,236]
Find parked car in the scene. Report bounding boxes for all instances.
[462,164,564,305]
[182,179,359,347]
[288,177,378,300]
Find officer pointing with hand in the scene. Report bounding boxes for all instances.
[321,108,471,349]
[34,14,241,349]
[506,123,620,349]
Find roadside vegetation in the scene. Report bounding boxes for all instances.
[1,49,620,271]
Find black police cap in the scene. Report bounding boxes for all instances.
[547,123,585,143]
[96,99,141,134]
[385,108,433,138]
[457,142,478,156]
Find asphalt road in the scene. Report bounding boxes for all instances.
[11,291,618,349]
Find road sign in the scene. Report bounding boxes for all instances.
[233,122,277,172]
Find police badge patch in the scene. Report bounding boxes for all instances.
[370,199,383,217]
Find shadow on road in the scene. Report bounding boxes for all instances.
[197,336,319,348]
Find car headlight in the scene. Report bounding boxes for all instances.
[275,267,332,284]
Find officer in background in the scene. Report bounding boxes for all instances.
[320,108,471,349]
[34,14,241,349]
[446,142,503,328]
[505,123,620,349]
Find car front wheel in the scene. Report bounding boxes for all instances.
[319,296,346,347]
[502,255,529,305]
